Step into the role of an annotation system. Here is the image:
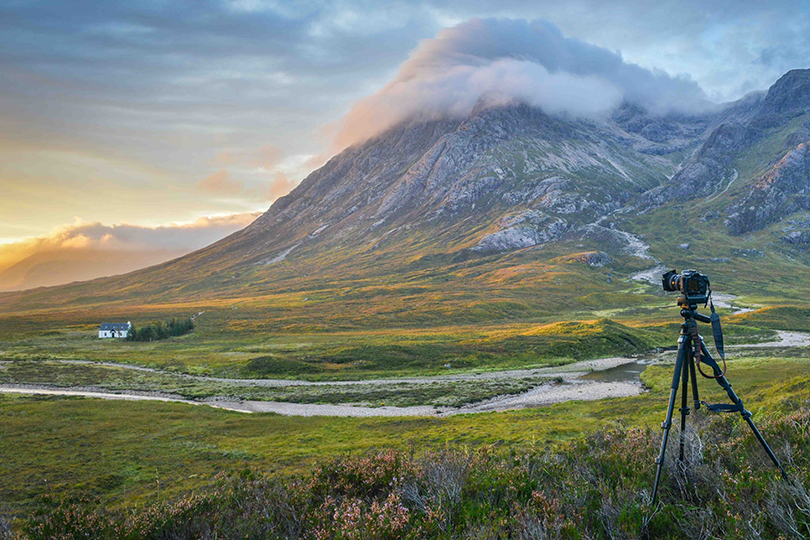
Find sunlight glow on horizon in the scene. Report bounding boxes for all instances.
[2,1,807,254]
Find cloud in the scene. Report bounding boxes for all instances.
[212,144,284,170]
[265,173,298,200]
[199,144,306,203]
[0,213,261,273]
[257,144,283,169]
[302,153,329,172]
[2,1,808,243]
[333,18,711,148]
[199,169,244,195]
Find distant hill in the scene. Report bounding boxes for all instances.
[2,69,810,314]
[0,248,188,292]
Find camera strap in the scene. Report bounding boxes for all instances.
[697,297,727,379]
[709,299,725,360]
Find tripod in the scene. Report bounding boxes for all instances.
[650,306,787,505]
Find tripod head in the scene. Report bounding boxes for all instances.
[680,308,711,324]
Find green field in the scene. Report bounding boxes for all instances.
[3,344,809,523]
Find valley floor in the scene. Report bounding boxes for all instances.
[0,355,644,416]
[2,330,810,521]
[2,331,807,417]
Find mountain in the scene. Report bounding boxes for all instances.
[2,70,810,314]
[0,248,189,292]
[219,102,692,257]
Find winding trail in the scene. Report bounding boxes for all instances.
[2,332,808,417]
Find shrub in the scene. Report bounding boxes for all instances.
[126,318,194,342]
[17,409,810,539]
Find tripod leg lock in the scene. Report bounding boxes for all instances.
[679,406,690,416]
[661,420,672,430]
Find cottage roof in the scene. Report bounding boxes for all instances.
[100,323,130,331]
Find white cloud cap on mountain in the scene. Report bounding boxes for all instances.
[334,18,712,148]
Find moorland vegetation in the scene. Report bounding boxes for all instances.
[9,408,810,540]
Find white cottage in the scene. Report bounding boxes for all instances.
[99,322,131,339]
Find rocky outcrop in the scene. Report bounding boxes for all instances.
[725,142,810,234]
[781,230,810,245]
[778,217,810,247]
[731,248,766,258]
[639,123,759,206]
[611,102,709,154]
[638,70,810,214]
[575,251,613,267]
[472,210,568,252]
[753,69,810,128]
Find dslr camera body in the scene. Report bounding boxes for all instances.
[662,269,711,307]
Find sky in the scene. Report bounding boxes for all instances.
[1,0,809,283]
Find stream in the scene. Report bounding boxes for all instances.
[2,331,808,417]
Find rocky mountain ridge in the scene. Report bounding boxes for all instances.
[104,69,810,280]
[222,102,706,266]
[2,69,809,305]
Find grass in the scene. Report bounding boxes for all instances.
[5,396,810,538]
[15,413,810,539]
[2,345,809,520]
[0,393,657,515]
[0,360,545,407]
[0,313,668,380]
[0,301,787,381]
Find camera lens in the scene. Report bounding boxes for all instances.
[662,270,681,292]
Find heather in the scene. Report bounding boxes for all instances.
[14,409,810,540]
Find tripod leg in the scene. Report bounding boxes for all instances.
[698,340,787,478]
[652,334,688,505]
[689,352,700,411]
[678,346,690,462]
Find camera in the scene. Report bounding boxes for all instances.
[662,269,711,306]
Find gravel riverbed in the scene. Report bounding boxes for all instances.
[2,331,808,417]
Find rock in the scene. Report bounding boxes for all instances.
[585,252,613,267]
[759,69,810,118]
[473,210,569,252]
[731,248,766,258]
[781,230,810,245]
[725,142,810,234]
[640,123,760,207]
